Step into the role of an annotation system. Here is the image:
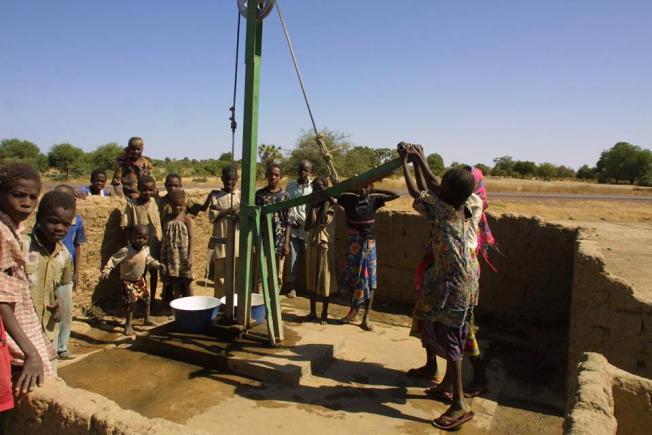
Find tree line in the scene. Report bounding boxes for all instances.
[1,135,650,186]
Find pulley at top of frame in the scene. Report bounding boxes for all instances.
[237,0,276,19]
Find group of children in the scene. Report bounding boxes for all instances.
[0,135,492,432]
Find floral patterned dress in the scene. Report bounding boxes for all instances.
[255,187,290,256]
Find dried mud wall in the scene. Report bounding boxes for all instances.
[4,378,208,434]
[564,352,652,435]
[334,210,578,324]
[71,193,214,311]
[569,229,652,380]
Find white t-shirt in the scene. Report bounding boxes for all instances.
[465,193,483,252]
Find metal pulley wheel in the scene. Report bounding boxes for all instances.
[237,0,275,19]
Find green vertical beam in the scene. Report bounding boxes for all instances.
[236,2,264,326]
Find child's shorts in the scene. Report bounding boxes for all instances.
[122,277,150,306]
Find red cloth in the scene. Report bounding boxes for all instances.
[0,317,14,412]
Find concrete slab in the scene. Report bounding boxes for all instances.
[134,320,344,386]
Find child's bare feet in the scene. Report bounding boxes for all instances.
[124,325,135,336]
[341,310,357,324]
[361,320,374,331]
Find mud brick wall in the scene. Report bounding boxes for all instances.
[564,352,652,435]
[73,192,214,310]
[335,210,578,324]
[569,230,652,380]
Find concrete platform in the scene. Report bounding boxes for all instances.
[134,320,345,386]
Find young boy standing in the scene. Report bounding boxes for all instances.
[285,160,312,299]
[202,168,240,298]
[112,137,153,198]
[400,143,476,431]
[102,225,164,336]
[53,185,86,360]
[255,165,290,288]
[121,176,162,302]
[0,164,48,403]
[79,169,110,197]
[23,191,75,370]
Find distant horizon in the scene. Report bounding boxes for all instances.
[2,1,650,169]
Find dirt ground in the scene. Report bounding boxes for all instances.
[59,298,565,435]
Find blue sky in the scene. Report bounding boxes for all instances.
[1,0,650,168]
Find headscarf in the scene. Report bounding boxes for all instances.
[470,166,496,270]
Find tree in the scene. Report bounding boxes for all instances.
[371,148,396,168]
[48,143,87,179]
[342,146,375,176]
[219,152,233,162]
[555,165,576,179]
[596,142,652,184]
[426,153,445,176]
[285,129,350,179]
[535,162,557,181]
[491,156,515,177]
[513,161,537,179]
[257,144,284,178]
[0,138,48,172]
[576,164,596,180]
[89,143,123,172]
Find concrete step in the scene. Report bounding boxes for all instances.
[134,320,345,386]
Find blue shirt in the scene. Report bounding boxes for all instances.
[62,215,86,266]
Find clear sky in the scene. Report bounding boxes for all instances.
[1,0,650,168]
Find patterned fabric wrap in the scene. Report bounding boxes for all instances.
[341,230,377,306]
[161,218,192,279]
[471,167,496,270]
[411,191,474,328]
[122,277,149,306]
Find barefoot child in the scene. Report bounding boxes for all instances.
[111,137,153,198]
[24,191,76,371]
[255,164,290,288]
[158,174,202,303]
[53,185,86,361]
[400,143,477,431]
[338,184,398,331]
[302,178,336,325]
[160,190,193,300]
[101,225,164,335]
[121,176,162,303]
[0,163,51,399]
[78,169,110,197]
[202,167,240,298]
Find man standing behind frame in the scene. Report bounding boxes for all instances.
[285,161,312,298]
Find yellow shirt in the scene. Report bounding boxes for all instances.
[23,232,73,340]
[208,189,240,259]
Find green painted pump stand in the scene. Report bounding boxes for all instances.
[227,1,403,347]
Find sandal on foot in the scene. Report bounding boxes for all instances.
[425,385,454,403]
[464,385,487,398]
[432,411,474,431]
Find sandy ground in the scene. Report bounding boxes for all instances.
[60,298,565,435]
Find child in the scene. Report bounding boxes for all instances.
[158,173,203,228]
[101,225,164,336]
[400,143,476,431]
[158,173,202,302]
[121,176,162,302]
[52,185,86,361]
[78,169,110,197]
[338,184,398,331]
[202,167,240,298]
[0,163,51,399]
[24,191,75,367]
[111,137,153,198]
[255,164,290,288]
[302,178,336,325]
[285,160,313,299]
[160,190,193,301]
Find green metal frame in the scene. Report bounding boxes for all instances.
[233,1,402,346]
